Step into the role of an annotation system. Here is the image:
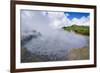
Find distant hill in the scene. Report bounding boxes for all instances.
[62,25,89,36]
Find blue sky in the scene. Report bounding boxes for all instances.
[64,12,90,20]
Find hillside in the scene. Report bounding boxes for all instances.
[62,25,89,35]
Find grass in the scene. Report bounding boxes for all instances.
[63,25,89,35]
[68,48,89,60]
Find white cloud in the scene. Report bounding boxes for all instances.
[71,16,90,26]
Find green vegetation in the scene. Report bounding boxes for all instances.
[68,48,89,60]
[63,25,89,35]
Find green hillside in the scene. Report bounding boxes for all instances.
[63,25,89,35]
